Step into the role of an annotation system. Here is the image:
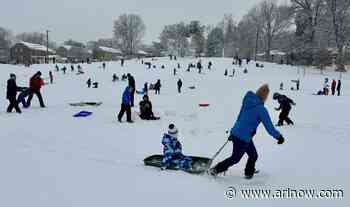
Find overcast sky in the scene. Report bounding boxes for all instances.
[1,0,266,45]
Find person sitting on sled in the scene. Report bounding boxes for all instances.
[161,124,192,170]
[139,95,159,120]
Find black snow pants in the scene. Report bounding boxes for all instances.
[7,97,21,113]
[214,138,258,176]
[118,104,132,122]
[26,90,45,108]
[278,108,293,126]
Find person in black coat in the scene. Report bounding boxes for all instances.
[87,78,92,88]
[197,61,202,74]
[127,74,136,107]
[154,79,161,94]
[208,61,212,70]
[273,93,296,126]
[6,74,23,113]
[139,95,159,120]
[337,80,342,96]
[144,82,148,95]
[177,79,183,93]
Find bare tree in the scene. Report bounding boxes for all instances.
[16,32,45,45]
[159,22,190,57]
[259,0,294,61]
[220,14,237,57]
[0,27,13,62]
[188,21,206,56]
[241,6,264,60]
[325,0,350,71]
[113,14,146,55]
[16,32,56,49]
[291,0,325,65]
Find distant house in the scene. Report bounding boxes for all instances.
[10,41,56,64]
[135,50,151,58]
[94,46,123,61]
[56,45,92,63]
[256,50,287,64]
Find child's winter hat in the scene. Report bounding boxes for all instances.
[273,92,280,100]
[10,73,16,79]
[168,124,178,136]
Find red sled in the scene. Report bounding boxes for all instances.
[199,103,210,107]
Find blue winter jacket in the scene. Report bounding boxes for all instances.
[230,91,281,143]
[122,87,131,105]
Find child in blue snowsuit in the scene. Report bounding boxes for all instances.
[161,124,192,170]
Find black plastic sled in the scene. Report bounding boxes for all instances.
[143,154,211,174]
[69,102,103,107]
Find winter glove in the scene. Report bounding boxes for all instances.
[277,135,285,145]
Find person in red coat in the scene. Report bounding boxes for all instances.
[331,79,337,96]
[26,71,45,108]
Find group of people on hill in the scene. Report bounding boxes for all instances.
[320,78,342,96]
[6,71,46,114]
[55,64,85,75]
[4,57,344,180]
[117,73,161,123]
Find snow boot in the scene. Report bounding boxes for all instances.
[244,170,260,180]
[207,168,218,177]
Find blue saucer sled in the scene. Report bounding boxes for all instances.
[73,111,93,117]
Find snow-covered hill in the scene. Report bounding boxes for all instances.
[0,58,348,206]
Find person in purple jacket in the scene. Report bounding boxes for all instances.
[209,84,285,179]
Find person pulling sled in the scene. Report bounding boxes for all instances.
[208,84,284,179]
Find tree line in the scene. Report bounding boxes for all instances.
[1,0,350,70]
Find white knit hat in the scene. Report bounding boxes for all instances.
[168,124,178,137]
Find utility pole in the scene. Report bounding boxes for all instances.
[46,30,49,64]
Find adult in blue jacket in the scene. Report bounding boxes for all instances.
[117,86,133,123]
[209,84,284,179]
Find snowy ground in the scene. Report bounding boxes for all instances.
[0,58,349,206]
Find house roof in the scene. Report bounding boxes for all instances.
[98,46,122,54]
[136,50,148,55]
[257,50,286,56]
[61,45,73,50]
[20,41,55,53]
